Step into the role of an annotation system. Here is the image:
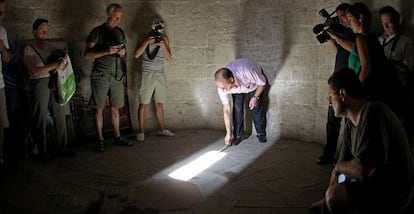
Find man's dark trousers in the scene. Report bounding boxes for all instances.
[232,91,266,138]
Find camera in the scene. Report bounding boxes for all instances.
[150,30,163,43]
[117,43,125,49]
[108,43,125,57]
[150,20,164,43]
[313,8,346,43]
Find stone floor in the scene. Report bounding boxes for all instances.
[0,129,333,214]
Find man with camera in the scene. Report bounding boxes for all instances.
[315,3,355,165]
[134,20,174,142]
[85,3,132,152]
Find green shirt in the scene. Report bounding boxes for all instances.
[348,45,361,76]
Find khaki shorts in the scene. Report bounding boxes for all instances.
[89,73,124,109]
[139,72,167,104]
[0,88,9,128]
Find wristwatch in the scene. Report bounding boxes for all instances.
[253,95,260,100]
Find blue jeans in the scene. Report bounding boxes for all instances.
[232,90,266,137]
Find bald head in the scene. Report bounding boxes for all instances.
[215,68,235,90]
[215,68,233,81]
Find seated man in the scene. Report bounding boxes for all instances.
[311,68,414,213]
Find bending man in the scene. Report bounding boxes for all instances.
[214,58,267,146]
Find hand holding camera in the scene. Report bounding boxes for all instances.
[326,29,339,41]
[108,44,126,57]
[148,31,163,44]
[147,36,155,44]
[108,45,120,55]
[116,44,126,57]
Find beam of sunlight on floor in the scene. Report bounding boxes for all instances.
[146,136,277,199]
[168,151,227,181]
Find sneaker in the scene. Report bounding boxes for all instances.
[136,133,145,142]
[114,136,133,146]
[96,141,105,152]
[232,137,242,146]
[315,154,334,165]
[158,129,175,137]
[257,133,267,143]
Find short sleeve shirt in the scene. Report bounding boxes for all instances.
[339,101,414,185]
[86,23,126,76]
[23,43,53,79]
[217,58,266,104]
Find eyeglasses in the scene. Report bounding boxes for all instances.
[326,92,338,103]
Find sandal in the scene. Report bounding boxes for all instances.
[96,140,105,152]
[113,136,133,146]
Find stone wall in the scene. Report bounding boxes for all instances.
[3,0,410,143]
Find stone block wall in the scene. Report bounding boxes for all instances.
[3,0,410,144]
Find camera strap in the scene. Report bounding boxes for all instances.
[146,44,160,60]
[382,34,400,58]
[30,44,47,65]
[110,27,127,81]
[115,58,126,81]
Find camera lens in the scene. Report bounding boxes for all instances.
[316,31,330,43]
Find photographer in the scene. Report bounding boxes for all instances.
[315,3,355,165]
[84,3,132,152]
[134,20,174,142]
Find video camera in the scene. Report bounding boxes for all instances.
[313,8,346,43]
